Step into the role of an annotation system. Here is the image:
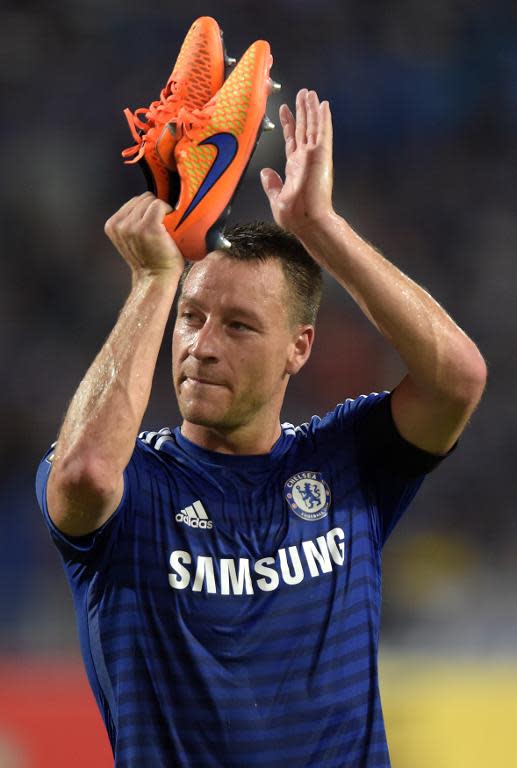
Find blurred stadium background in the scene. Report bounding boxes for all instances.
[1,0,516,765]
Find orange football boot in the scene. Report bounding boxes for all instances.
[164,40,279,260]
[121,16,233,205]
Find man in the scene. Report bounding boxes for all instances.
[36,89,486,767]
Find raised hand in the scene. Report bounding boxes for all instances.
[104,192,184,278]
[260,88,334,237]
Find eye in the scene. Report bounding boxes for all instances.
[229,321,253,332]
[180,310,202,326]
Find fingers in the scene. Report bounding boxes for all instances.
[105,193,171,237]
[104,191,184,274]
[106,192,153,226]
[105,192,150,237]
[260,168,283,204]
[142,197,173,227]
[306,90,320,145]
[280,103,296,158]
[295,88,308,148]
[123,193,165,226]
[318,100,333,147]
[291,89,329,147]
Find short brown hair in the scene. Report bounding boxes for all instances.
[180,222,323,326]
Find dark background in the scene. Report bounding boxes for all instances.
[1,0,516,656]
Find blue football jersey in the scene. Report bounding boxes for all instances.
[36,392,444,767]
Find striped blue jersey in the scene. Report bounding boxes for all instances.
[36,392,444,767]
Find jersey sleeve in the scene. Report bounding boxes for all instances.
[35,440,146,567]
[322,391,449,547]
[352,391,449,545]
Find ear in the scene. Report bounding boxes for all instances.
[285,325,315,376]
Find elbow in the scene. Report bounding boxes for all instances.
[50,449,121,503]
[445,341,487,410]
[469,346,488,398]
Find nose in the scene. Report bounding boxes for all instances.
[188,319,220,361]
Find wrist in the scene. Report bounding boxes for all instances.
[290,209,347,252]
[131,265,184,291]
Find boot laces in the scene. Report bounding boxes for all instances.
[122,81,214,164]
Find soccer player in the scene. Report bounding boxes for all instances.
[36,90,486,767]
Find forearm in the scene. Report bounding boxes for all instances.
[296,211,485,401]
[53,271,179,482]
[266,90,485,454]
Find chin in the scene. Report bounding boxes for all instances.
[176,380,232,425]
[179,396,251,432]
[178,400,226,428]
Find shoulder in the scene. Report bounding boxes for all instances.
[134,427,189,470]
[137,427,175,452]
[282,391,390,442]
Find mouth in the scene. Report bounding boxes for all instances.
[182,375,224,388]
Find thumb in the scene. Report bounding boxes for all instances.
[260,168,283,203]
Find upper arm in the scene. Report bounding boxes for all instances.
[391,366,486,455]
[46,455,125,537]
[348,391,446,545]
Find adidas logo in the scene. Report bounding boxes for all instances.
[175,500,213,530]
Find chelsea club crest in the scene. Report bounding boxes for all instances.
[284,472,331,521]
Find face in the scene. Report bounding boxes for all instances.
[172,252,312,437]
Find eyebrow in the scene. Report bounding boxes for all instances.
[178,295,265,328]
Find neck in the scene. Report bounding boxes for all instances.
[180,419,282,455]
